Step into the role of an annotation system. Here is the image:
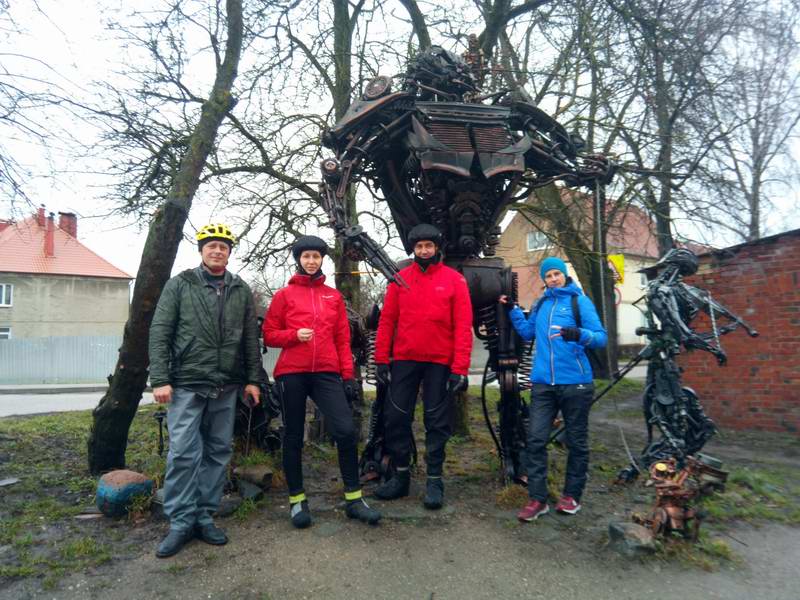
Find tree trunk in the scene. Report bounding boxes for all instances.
[87,0,244,475]
[330,0,361,310]
[588,183,617,379]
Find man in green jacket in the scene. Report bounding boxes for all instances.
[149,223,263,558]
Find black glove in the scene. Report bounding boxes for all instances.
[447,373,468,394]
[343,378,358,401]
[559,326,581,342]
[376,364,390,387]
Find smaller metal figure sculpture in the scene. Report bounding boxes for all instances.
[616,248,759,480]
[633,454,728,540]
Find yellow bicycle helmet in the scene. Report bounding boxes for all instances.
[196,223,236,248]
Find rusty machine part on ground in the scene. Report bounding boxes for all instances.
[633,453,728,541]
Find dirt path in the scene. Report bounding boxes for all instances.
[8,501,797,600]
[2,392,798,599]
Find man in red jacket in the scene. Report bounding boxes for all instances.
[373,224,473,509]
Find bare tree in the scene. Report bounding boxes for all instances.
[603,0,748,254]
[88,0,244,474]
[0,1,76,205]
[699,0,800,241]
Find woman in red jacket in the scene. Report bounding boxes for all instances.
[263,235,380,528]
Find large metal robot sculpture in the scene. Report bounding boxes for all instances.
[611,248,759,482]
[317,43,613,483]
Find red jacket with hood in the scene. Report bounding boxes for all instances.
[374,261,473,375]
[262,273,354,379]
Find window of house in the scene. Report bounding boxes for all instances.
[0,327,10,340]
[526,231,548,252]
[0,283,12,307]
[639,273,649,289]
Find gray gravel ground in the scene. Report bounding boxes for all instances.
[9,505,797,600]
[2,390,797,600]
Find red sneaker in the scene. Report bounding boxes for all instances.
[517,499,549,522]
[555,496,581,515]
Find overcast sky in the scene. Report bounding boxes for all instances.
[4,1,252,280]
[4,0,800,285]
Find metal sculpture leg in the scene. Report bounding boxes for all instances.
[476,269,531,484]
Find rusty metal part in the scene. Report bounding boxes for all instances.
[633,455,728,542]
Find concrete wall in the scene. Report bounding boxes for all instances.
[0,273,130,338]
[680,231,800,435]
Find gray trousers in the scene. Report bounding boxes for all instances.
[163,385,238,531]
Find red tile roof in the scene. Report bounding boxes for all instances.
[0,215,132,279]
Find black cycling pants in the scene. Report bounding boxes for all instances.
[384,360,451,476]
[277,372,359,496]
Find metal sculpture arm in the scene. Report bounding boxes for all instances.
[677,283,759,340]
[319,158,408,287]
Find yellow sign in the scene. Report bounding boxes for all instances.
[608,254,624,284]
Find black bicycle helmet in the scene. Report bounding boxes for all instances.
[407,224,443,248]
[291,235,329,260]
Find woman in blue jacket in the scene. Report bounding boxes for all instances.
[501,257,607,521]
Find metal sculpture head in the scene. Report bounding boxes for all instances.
[405,46,478,98]
[658,248,699,276]
[642,248,699,278]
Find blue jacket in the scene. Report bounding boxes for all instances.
[509,281,607,385]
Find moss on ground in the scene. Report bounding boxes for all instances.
[701,466,800,524]
[0,405,183,588]
[659,534,739,572]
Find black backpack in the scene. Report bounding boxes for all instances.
[570,295,606,377]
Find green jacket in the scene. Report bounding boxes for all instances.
[149,267,264,389]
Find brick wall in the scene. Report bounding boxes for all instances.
[679,230,800,434]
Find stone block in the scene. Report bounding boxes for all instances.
[608,521,657,557]
[95,469,154,518]
[238,479,264,502]
[233,465,273,490]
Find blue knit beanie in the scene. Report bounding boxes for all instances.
[540,256,568,281]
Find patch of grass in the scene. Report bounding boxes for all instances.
[12,532,34,548]
[659,534,738,572]
[701,467,800,524]
[496,484,528,508]
[593,378,645,402]
[308,442,337,464]
[235,447,275,467]
[448,434,470,446]
[165,563,189,575]
[127,492,155,522]
[234,498,258,521]
[42,572,63,590]
[0,565,37,578]
[60,537,103,560]
[65,475,97,494]
[699,538,734,561]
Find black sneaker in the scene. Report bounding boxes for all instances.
[345,498,382,525]
[156,528,194,558]
[290,500,312,529]
[195,522,228,545]
[374,470,410,500]
[423,477,444,510]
